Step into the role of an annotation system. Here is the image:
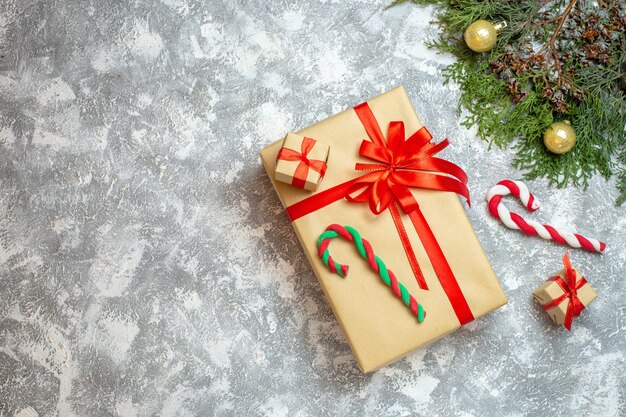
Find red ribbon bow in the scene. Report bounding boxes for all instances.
[346,103,470,215]
[277,137,327,189]
[285,102,475,325]
[541,252,588,331]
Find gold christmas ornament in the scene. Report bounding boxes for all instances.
[543,120,576,154]
[621,72,626,90]
[464,20,507,53]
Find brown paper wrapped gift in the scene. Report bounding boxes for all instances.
[533,252,596,330]
[275,133,329,191]
[260,86,507,372]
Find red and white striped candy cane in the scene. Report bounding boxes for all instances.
[486,179,606,253]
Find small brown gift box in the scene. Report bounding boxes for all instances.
[260,86,507,372]
[533,252,596,330]
[274,133,329,191]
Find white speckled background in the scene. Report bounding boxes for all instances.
[0,1,624,416]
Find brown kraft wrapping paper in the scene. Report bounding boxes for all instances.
[259,86,507,372]
[533,267,596,327]
[275,133,330,191]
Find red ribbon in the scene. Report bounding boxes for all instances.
[285,102,474,325]
[277,137,328,189]
[541,252,588,331]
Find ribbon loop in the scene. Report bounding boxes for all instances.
[359,141,394,165]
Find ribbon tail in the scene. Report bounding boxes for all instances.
[407,208,475,325]
[388,202,428,290]
[563,303,574,331]
[354,102,386,147]
[291,161,308,189]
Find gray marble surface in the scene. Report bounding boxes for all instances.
[0,1,624,416]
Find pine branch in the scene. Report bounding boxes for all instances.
[536,0,578,89]
[390,0,626,205]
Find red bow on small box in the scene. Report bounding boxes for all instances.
[541,252,588,331]
[277,136,328,189]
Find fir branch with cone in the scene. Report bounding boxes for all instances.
[391,0,626,204]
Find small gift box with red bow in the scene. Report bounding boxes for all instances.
[275,133,329,191]
[533,252,597,330]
